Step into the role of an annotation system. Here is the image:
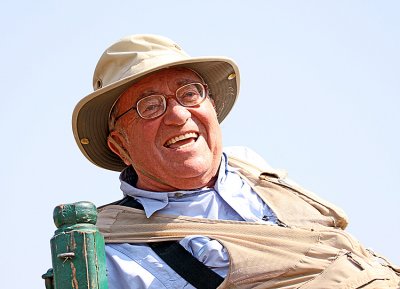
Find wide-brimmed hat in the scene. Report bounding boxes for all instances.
[72,34,240,171]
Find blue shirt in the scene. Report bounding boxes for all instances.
[106,147,277,289]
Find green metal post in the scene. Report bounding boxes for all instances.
[47,201,108,289]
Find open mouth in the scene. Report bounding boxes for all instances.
[164,132,199,148]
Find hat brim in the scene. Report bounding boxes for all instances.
[72,56,240,171]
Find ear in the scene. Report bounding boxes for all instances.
[107,131,133,166]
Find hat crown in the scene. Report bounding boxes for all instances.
[93,35,190,91]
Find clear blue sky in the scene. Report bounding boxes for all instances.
[1,1,399,288]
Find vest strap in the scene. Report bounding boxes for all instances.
[149,241,224,289]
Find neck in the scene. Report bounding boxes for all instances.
[134,167,218,192]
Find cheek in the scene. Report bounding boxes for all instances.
[195,101,219,123]
[195,111,222,149]
[125,121,161,153]
[210,124,223,152]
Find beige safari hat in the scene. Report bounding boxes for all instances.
[72,34,240,171]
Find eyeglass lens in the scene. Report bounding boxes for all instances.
[137,83,205,119]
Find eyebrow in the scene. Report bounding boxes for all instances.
[138,89,157,99]
[137,79,200,98]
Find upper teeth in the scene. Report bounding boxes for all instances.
[165,132,198,147]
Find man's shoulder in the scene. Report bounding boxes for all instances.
[224,146,349,228]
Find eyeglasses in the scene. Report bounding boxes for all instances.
[114,82,208,120]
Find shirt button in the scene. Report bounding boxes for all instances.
[174,192,184,198]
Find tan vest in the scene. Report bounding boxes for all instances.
[98,157,400,288]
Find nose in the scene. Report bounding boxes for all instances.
[162,98,191,126]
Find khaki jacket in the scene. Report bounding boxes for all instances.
[98,156,400,288]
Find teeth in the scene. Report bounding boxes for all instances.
[165,132,198,147]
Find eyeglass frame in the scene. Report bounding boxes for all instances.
[112,82,209,123]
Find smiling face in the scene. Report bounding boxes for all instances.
[108,67,223,191]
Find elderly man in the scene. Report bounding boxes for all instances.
[72,35,399,289]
